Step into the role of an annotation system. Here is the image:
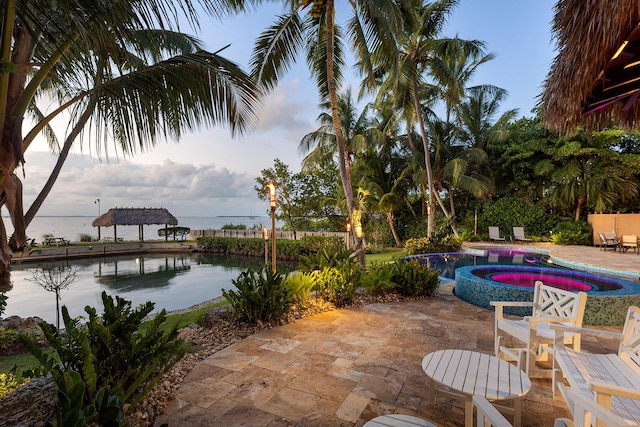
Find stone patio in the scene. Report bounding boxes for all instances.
[154,243,633,426]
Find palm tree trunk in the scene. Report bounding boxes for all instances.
[25,69,101,227]
[575,196,585,221]
[386,211,402,247]
[325,0,364,266]
[433,190,459,237]
[413,77,435,239]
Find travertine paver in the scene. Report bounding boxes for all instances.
[155,243,632,427]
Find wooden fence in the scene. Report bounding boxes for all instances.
[189,229,349,242]
[587,213,640,245]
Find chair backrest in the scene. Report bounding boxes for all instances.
[489,227,501,239]
[622,235,638,245]
[597,232,607,244]
[532,281,588,327]
[603,232,617,240]
[513,227,526,239]
[619,306,640,365]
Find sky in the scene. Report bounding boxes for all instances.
[17,0,557,219]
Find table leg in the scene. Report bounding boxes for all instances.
[465,397,473,427]
[428,378,436,404]
[514,397,522,427]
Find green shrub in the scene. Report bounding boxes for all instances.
[20,291,185,422]
[363,218,395,247]
[221,223,247,230]
[360,263,395,294]
[298,236,345,255]
[0,326,18,349]
[284,272,316,308]
[480,197,554,238]
[390,259,440,297]
[298,245,354,271]
[364,243,385,254]
[223,267,294,324]
[78,234,94,242]
[403,235,463,255]
[314,263,360,307]
[550,220,593,245]
[0,372,30,398]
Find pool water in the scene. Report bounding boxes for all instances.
[409,247,640,326]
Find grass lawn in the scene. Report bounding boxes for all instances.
[365,248,405,264]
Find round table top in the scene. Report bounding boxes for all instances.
[363,414,437,427]
[422,349,531,400]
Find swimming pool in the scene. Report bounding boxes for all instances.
[409,248,640,326]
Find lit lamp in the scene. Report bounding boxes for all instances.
[267,182,277,273]
[346,222,351,249]
[262,227,269,266]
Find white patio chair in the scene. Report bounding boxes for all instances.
[473,394,576,427]
[489,227,506,241]
[513,227,532,243]
[491,281,587,378]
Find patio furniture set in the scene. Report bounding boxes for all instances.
[598,232,640,253]
[412,281,640,427]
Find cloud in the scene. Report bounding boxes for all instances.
[16,151,264,217]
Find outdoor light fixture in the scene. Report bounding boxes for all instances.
[267,182,277,273]
[262,227,269,266]
[346,222,351,249]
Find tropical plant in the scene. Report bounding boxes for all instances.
[18,294,182,426]
[314,262,361,306]
[223,267,294,324]
[284,272,316,308]
[359,263,395,294]
[249,0,410,266]
[389,259,439,296]
[20,292,184,410]
[0,0,261,289]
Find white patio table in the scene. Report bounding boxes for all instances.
[422,349,531,427]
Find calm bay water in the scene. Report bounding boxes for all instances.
[4,253,293,324]
[9,215,273,243]
[2,215,286,324]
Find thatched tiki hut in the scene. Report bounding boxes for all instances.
[92,208,178,241]
[541,0,640,132]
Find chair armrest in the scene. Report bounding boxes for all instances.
[473,394,512,427]
[525,316,578,324]
[550,324,623,340]
[591,381,640,401]
[490,301,534,308]
[564,387,634,427]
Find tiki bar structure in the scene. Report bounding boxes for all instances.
[541,0,640,132]
[92,208,178,241]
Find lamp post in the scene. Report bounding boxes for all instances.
[267,182,277,273]
[346,222,351,249]
[94,198,101,240]
[262,227,269,266]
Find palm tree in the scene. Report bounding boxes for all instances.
[353,110,411,246]
[299,89,371,173]
[249,0,408,265]
[542,138,639,221]
[374,0,485,238]
[0,1,260,288]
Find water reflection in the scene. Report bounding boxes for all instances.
[3,253,295,324]
[95,256,191,291]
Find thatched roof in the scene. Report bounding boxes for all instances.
[92,208,178,227]
[541,0,640,132]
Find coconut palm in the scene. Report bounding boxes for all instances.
[249,0,410,265]
[0,0,260,288]
[374,0,486,238]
